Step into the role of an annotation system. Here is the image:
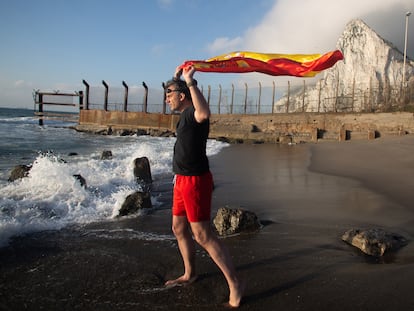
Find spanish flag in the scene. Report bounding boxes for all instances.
[179,50,343,77]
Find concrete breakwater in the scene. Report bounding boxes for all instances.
[76,109,414,143]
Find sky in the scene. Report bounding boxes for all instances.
[0,0,413,109]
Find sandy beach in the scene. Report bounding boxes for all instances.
[1,135,414,310]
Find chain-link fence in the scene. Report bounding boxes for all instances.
[83,78,414,114]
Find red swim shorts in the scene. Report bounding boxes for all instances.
[172,171,213,222]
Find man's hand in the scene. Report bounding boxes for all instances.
[182,65,195,83]
[174,66,183,80]
[175,65,195,83]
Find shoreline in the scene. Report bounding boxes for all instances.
[1,136,414,310]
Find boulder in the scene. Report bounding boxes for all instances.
[101,150,113,160]
[73,174,87,188]
[133,157,152,190]
[342,228,408,257]
[213,206,261,236]
[147,129,175,137]
[118,191,152,217]
[8,165,31,182]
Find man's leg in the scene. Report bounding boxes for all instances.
[165,215,197,286]
[190,221,244,307]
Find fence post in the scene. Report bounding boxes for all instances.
[82,79,90,110]
[302,80,306,112]
[162,82,166,114]
[318,80,321,113]
[335,72,340,112]
[142,82,148,113]
[244,83,248,114]
[231,84,234,114]
[122,81,128,112]
[272,81,275,114]
[258,82,262,114]
[207,85,211,106]
[286,81,290,113]
[78,91,83,110]
[102,80,109,111]
[218,84,222,114]
[38,92,44,126]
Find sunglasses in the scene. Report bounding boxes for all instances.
[165,89,182,94]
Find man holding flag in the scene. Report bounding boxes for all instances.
[163,48,342,307]
[164,65,244,308]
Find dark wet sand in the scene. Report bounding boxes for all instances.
[1,135,414,310]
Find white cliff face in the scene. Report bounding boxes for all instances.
[338,19,403,85]
[276,19,414,112]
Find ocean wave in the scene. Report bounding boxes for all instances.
[0,125,229,248]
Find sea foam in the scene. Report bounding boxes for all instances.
[0,135,229,247]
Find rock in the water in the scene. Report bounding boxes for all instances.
[8,165,31,182]
[118,191,152,217]
[73,174,87,188]
[133,157,152,184]
[101,150,113,160]
[342,228,408,257]
[213,206,261,236]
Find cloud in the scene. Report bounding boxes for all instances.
[208,0,413,55]
[206,36,243,54]
[203,0,413,86]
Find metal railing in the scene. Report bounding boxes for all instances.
[33,90,83,125]
[83,79,414,114]
[34,78,414,121]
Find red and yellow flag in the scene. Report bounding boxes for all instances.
[179,50,344,77]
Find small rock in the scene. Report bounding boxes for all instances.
[73,174,87,188]
[118,191,152,217]
[101,150,113,160]
[213,206,261,236]
[133,157,152,185]
[8,165,31,182]
[342,228,408,257]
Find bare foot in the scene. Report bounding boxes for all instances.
[164,275,198,288]
[228,278,246,308]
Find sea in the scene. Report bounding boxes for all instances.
[0,107,229,248]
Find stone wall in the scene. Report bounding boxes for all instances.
[77,109,414,143]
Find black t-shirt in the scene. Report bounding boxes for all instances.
[173,106,210,176]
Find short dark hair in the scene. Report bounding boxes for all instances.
[164,78,191,100]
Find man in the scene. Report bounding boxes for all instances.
[164,65,244,308]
